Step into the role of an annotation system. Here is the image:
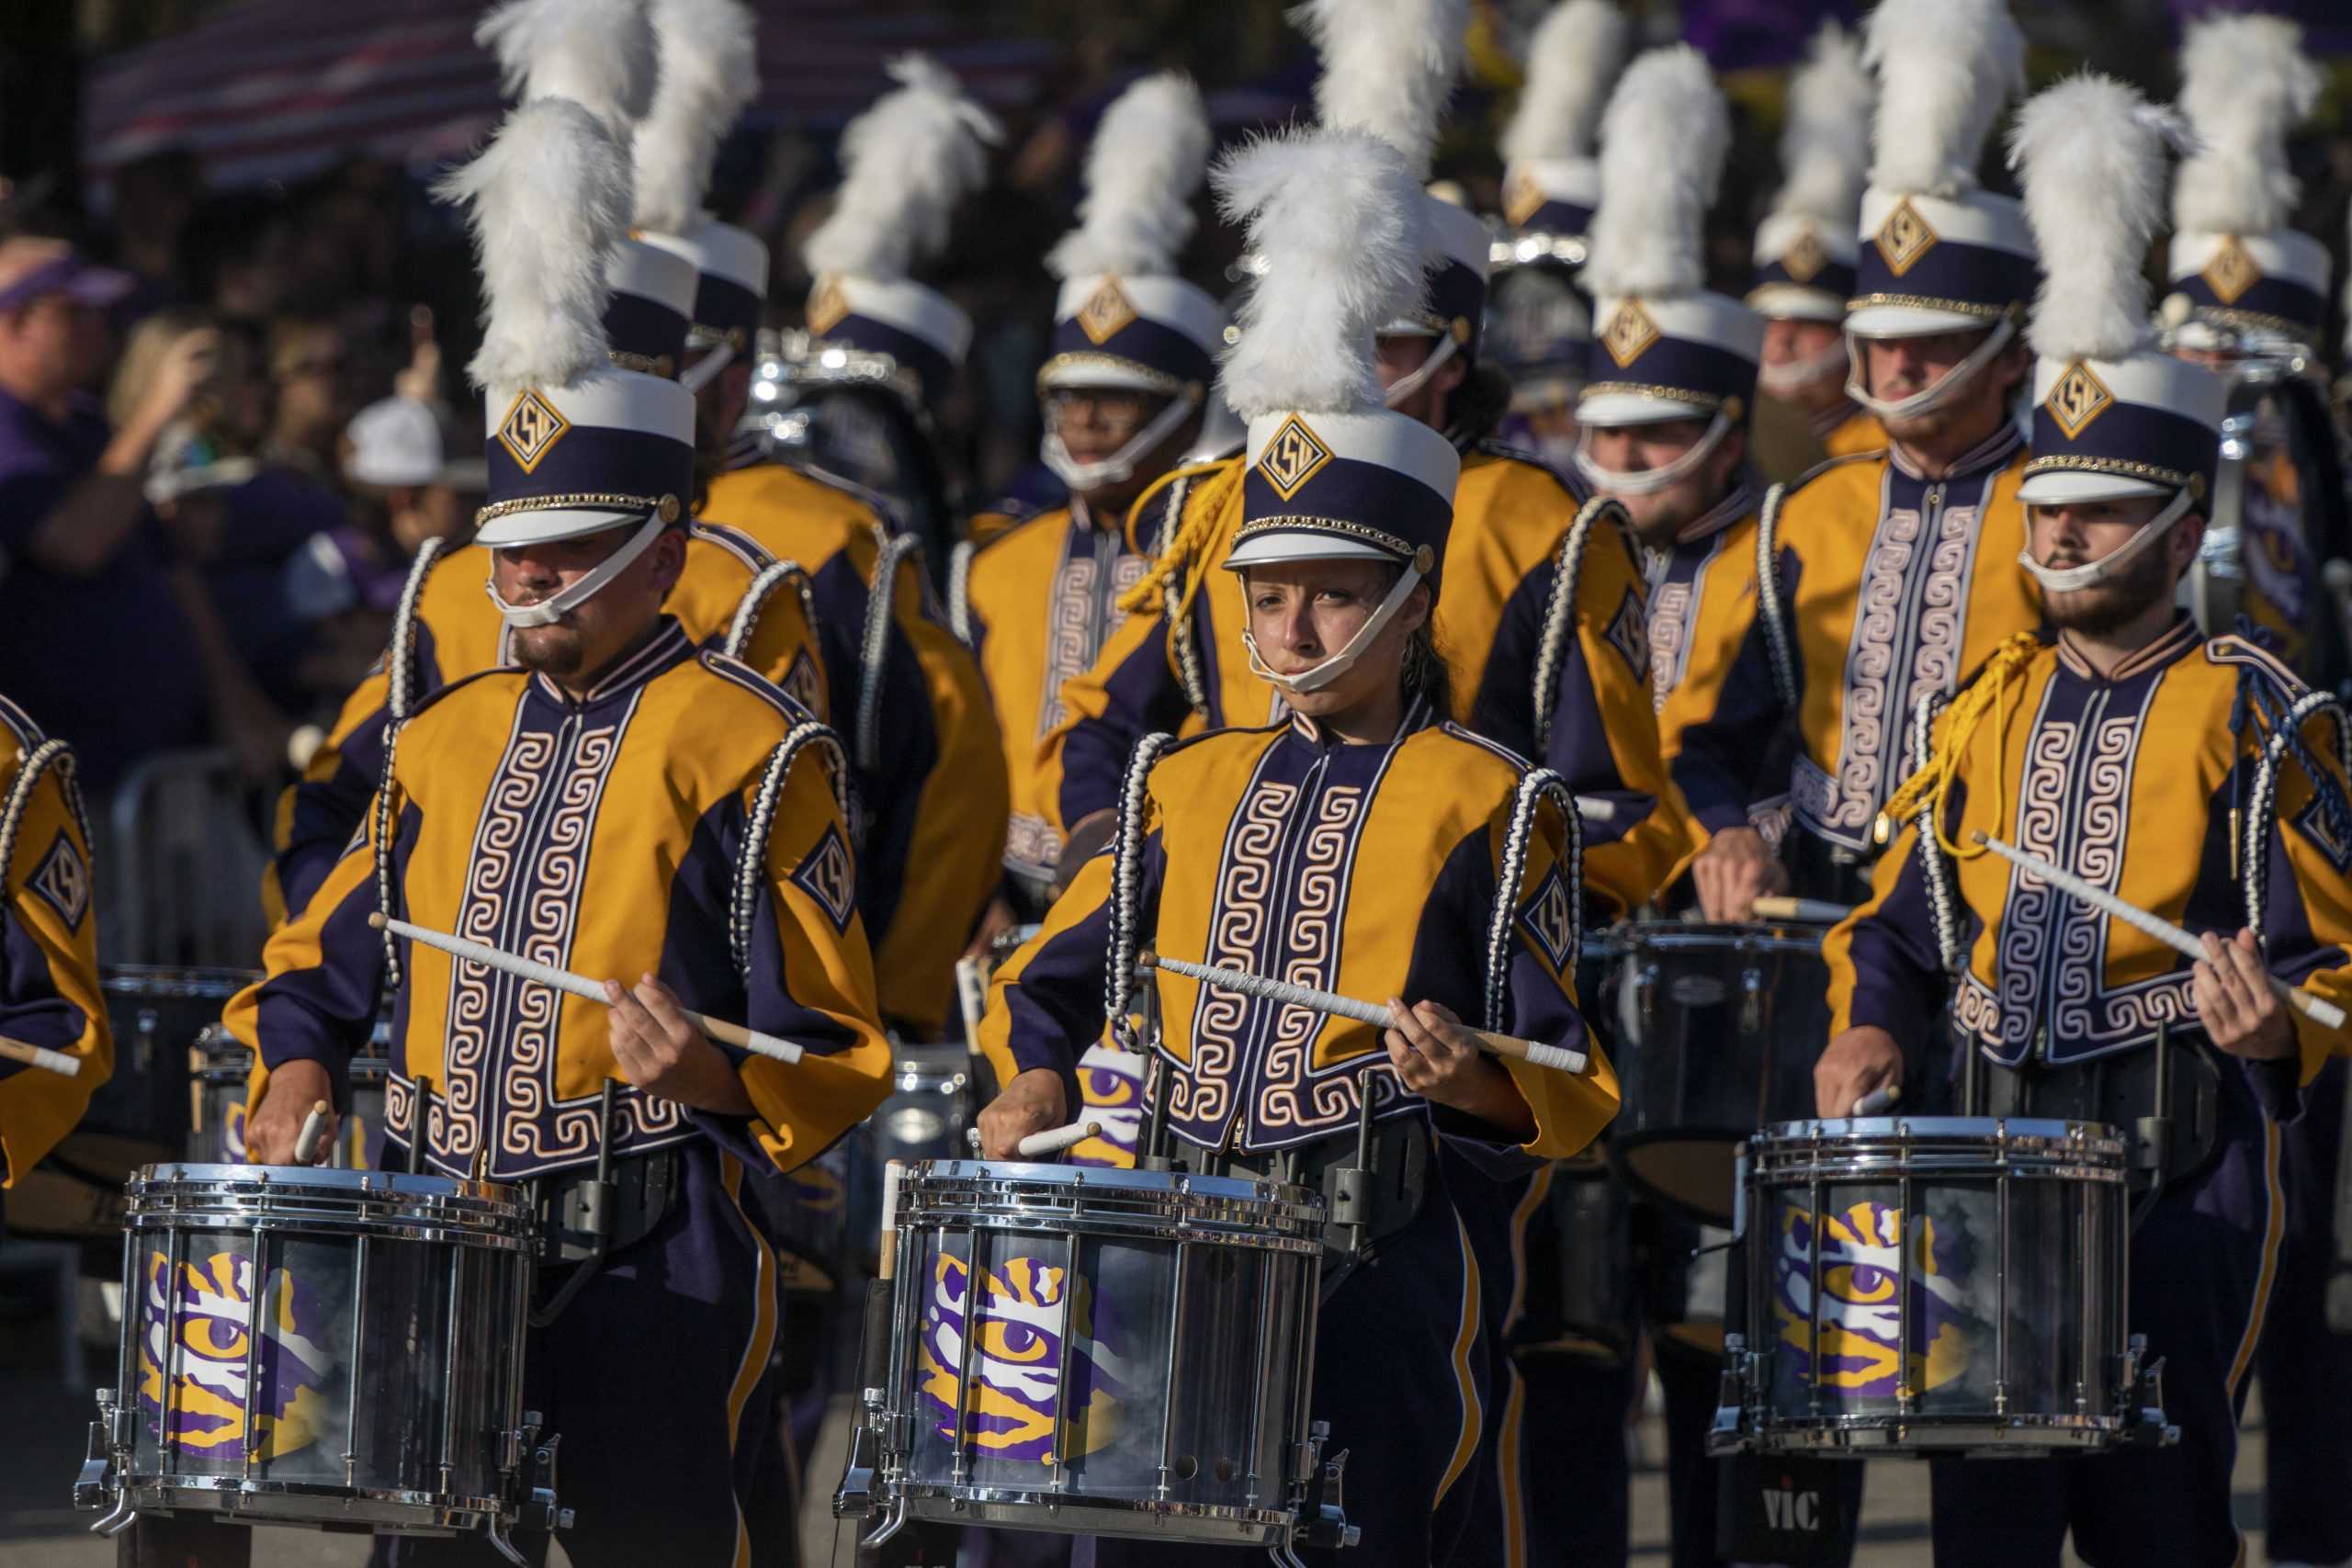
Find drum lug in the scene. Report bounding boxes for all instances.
[834,1411,882,1519]
[72,1389,124,1513]
[513,1418,571,1535]
[2114,1334,2179,1448]
[1291,1421,1358,1551]
[1706,1335,1755,1456]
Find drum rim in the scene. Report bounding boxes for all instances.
[1591,919,1831,953]
[889,1481,1300,1539]
[113,1472,511,1523]
[910,1157,1319,1208]
[128,1163,535,1231]
[100,964,262,995]
[1749,1114,2129,1148]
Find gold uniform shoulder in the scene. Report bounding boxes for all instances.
[1771,449,1885,535]
[1419,723,1532,805]
[705,466,880,565]
[1144,722,1285,795]
[0,694,39,781]
[965,507,1075,601]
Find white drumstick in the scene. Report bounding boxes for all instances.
[293,1100,332,1165]
[1973,831,2348,1031]
[1753,895,1854,925]
[878,1159,906,1280]
[966,1120,1103,1158]
[1850,1084,1900,1117]
[369,913,806,1062]
[1140,953,1589,1075]
[1573,795,1615,824]
[0,1033,80,1077]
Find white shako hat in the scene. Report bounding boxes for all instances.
[2161,14,2332,351]
[1846,0,2035,341]
[1496,0,1629,254]
[1577,46,1761,431]
[1747,22,1871,323]
[1295,0,1490,398]
[630,0,770,381]
[1039,73,1222,398]
[2009,74,2222,512]
[800,55,1001,405]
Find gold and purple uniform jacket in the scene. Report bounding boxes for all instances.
[705,460,1009,1032]
[269,523,824,924]
[1828,623,2352,1082]
[230,621,891,1180]
[1046,443,1685,916]
[1819,404,1885,463]
[952,499,1151,889]
[1669,425,2041,856]
[985,705,1621,1159]
[0,697,109,1184]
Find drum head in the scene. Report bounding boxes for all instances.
[1612,1133,1740,1228]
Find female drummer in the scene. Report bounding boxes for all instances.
[976,126,1620,1564]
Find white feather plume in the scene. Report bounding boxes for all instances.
[435,97,633,398]
[1294,0,1469,180]
[803,54,1002,282]
[1213,128,1432,419]
[632,0,761,233]
[1047,72,1211,280]
[477,0,659,141]
[1582,45,1725,300]
[1501,0,1632,167]
[2172,14,2318,236]
[1770,22,1871,226]
[1861,0,2024,197]
[2008,74,2193,363]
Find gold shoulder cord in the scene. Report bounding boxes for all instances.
[1874,631,2043,858]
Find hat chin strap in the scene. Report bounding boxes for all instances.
[1757,339,1850,396]
[2017,487,2195,593]
[680,337,736,394]
[1240,563,1425,695]
[1843,314,2017,423]
[1383,332,1461,410]
[1573,412,1734,497]
[1041,390,1202,491]
[484,509,670,629]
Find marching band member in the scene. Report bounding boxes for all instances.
[1673,0,2041,921]
[726,56,1012,1034]
[267,0,828,922]
[1745,23,1880,484]
[950,72,1217,920]
[1485,0,1630,477]
[228,85,890,1563]
[1046,0,1681,921]
[2163,18,2352,1562]
[978,124,1618,1565]
[0,696,108,1221]
[1817,77,2352,1568]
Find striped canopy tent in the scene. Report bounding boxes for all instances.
[81,0,1054,201]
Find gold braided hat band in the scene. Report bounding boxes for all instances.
[1873,631,2046,854]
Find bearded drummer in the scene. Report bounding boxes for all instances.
[976,126,1619,1566]
[1671,0,2042,921]
[1816,77,2352,1568]
[223,85,889,1564]
[0,694,109,1217]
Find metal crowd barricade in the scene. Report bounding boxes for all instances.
[104,747,269,968]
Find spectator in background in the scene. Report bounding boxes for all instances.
[263,315,352,480]
[103,147,204,316]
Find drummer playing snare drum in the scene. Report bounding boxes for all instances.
[977,126,1619,1565]
[1817,74,2352,1568]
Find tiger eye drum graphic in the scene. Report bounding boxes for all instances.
[1710,1117,2175,1457]
[838,1161,1350,1549]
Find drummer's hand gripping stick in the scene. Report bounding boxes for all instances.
[369,913,807,1061]
[964,1120,1102,1158]
[293,1100,333,1165]
[1137,953,1589,1074]
[1971,832,2348,1030]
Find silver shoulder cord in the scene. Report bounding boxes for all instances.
[1908,687,1964,973]
[0,738,91,900]
[855,531,926,772]
[1754,482,1798,711]
[1486,768,1583,1033]
[944,539,977,648]
[387,534,447,722]
[1532,497,1618,753]
[725,558,820,667]
[1104,732,1176,1042]
[2244,688,2352,937]
[733,718,854,984]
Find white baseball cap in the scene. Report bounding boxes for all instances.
[345,396,484,491]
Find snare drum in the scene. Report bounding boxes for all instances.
[1711,1117,2172,1457]
[837,1160,1349,1549]
[187,1032,391,1169]
[1600,921,1831,1226]
[75,1163,563,1546]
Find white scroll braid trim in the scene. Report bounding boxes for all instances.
[1909,686,1963,973]
[0,738,87,901]
[855,531,926,772]
[725,558,821,665]
[371,718,409,988]
[1139,952,1589,1075]
[1486,769,1582,1035]
[1104,732,1176,1039]
[1156,475,1211,716]
[388,534,447,722]
[1532,497,1626,754]
[1754,481,1797,711]
[732,719,854,983]
[945,539,978,648]
[2245,690,2352,935]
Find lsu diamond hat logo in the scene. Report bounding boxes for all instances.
[494,389,568,473]
[807,276,851,336]
[2200,236,2261,305]
[1256,414,1333,501]
[1873,198,1939,277]
[2044,360,2113,439]
[1600,299,1660,369]
[1781,227,1829,285]
[1503,169,1546,231]
[1076,278,1138,344]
